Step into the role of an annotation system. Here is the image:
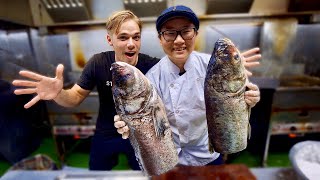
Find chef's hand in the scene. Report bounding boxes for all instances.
[114,115,129,139]
[245,82,260,108]
[242,47,261,76]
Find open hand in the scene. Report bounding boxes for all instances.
[242,47,261,76]
[12,64,64,109]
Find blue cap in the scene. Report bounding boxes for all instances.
[156,5,199,33]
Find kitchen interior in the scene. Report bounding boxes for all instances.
[0,0,320,179]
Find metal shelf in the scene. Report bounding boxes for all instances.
[37,11,320,35]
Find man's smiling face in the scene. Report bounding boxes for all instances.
[107,19,141,66]
[159,17,197,68]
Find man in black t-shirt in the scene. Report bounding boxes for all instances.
[12,10,159,170]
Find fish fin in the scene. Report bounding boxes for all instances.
[130,133,144,173]
[248,122,251,140]
[208,137,215,154]
[247,106,251,140]
[150,88,167,137]
[135,155,145,174]
[152,105,166,137]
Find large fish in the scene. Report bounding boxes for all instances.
[204,38,251,154]
[111,61,178,176]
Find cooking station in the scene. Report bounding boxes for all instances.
[263,86,320,167]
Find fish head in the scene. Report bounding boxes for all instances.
[111,61,137,89]
[111,61,150,115]
[214,38,243,68]
[111,61,147,99]
[208,38,247,93]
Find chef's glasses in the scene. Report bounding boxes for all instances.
[159,27,197,42]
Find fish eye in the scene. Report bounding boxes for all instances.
[233,53,240,60]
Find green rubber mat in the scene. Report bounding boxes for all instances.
[0,138,292,177]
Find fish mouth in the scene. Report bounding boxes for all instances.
[215,40,228,52]
[111,63,128,75]
[111,62,133,77]
[111,62,133,87]
[110,62,122,71]
[214,38,238,61]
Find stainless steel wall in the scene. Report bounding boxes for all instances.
[204,24,261,54]
[293,24,320,77]
[0,29,37,82]
[30,30,74,86]
[1,22,320,84]
[202,22,320,81]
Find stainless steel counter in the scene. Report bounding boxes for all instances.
[1,170,148,180]
[1,168,299,180]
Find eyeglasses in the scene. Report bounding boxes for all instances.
[159,27,197,42]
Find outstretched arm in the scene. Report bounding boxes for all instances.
[242,47,261,76]
[12,64,90,108]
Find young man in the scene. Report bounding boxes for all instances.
[115,5,261,166]
[12,10,160,170]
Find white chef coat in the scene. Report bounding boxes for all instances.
[146,51,220,166]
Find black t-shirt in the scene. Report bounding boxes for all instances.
[77,51,160,138]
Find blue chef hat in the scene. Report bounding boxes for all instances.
[156,5,200,33]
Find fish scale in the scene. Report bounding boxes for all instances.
[204,38,251,154]
[111,62,178,176]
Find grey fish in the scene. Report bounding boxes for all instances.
[111,62,178,176]
[204,38,251,154]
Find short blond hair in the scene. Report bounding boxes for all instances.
[106,10,142,35]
